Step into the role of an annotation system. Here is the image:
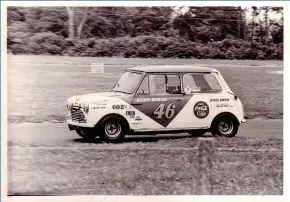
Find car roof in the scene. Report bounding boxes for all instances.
[127,65,217,73]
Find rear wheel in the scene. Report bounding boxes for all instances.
[188,129,207,137]
[211,115,239,137]
[97,115,128,143]
[76,127,97,141]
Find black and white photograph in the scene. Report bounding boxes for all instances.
[1,1,288,200]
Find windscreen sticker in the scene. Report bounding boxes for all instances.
[184,86,192,94]
[191,88,201,93]
[194,101,209,119]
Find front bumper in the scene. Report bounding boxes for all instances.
[67,119,94,129]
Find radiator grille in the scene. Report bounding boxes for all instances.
[70,107,86,123]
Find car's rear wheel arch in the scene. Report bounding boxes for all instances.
[210,112,240,137]
[211,112,239,128]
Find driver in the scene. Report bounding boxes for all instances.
[150,75,166,95]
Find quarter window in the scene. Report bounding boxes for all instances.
[183,73,221,93]
[137,75,149,95]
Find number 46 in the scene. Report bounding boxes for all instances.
[153,103,176,119]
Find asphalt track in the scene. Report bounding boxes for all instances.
[8,119,283,147]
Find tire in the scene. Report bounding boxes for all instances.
[188,129,207,137]
[76,127,97,141]
[211,115,239,137]
[97,115,128,143]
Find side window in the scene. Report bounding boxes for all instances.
[149,75,166,95]
[166,75,181,94]
[137,75,149,95]
[183,73,221,93]
[204,74,222,90]
[148,74,181,95]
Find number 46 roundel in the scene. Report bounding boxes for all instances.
[153,103,176,119]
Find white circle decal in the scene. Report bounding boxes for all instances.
[184,86,192,94]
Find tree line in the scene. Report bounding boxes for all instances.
[7,6,283,60]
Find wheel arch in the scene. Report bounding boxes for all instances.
[210,112,240,129]
[95,113,131,132]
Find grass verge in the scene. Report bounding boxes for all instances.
[8,137,282,195]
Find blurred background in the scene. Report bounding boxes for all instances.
[7,6,283,60]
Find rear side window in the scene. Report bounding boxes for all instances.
[183,73,221,93]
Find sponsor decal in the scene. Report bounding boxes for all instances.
[126,111,135,119]
[136,98,168,102]
[184,86,192,94]
[91,100,107,104]
[216,104,234,108]
[210,98,230,102]
[91,100,107,106]
[91,100,107,109]
[194,101,209,119]
[112,105,127,109]
[126,111,135,116]
[92,106,106,109]
[135,116,142,121]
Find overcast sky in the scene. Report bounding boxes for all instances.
[172,6,283,23]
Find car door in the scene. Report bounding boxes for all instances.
[130,73,188,130]
[181,72,225,129]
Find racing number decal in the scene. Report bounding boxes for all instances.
[129,96,192,127]
[153,103,176,119]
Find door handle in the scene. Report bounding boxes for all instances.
[176,98,182,101]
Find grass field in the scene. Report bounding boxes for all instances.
[8,137,283,195]
[7,55,283,123]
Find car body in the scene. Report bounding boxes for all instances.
[66,65,246,142]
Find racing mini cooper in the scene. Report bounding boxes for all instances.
[66,65,246,142]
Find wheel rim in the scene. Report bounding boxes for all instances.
[105,121,121,138]
[218,120,234,135]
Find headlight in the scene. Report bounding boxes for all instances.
[81,101,89,113]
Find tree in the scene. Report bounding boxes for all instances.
[172,6,241,43]
[66,7,89,39]
[249,6,260,44]
[66,7,75,39]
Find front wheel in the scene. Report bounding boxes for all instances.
[97,116,127,143]
[211,115,239,137]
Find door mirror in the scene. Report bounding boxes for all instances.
[109,82,116,91]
